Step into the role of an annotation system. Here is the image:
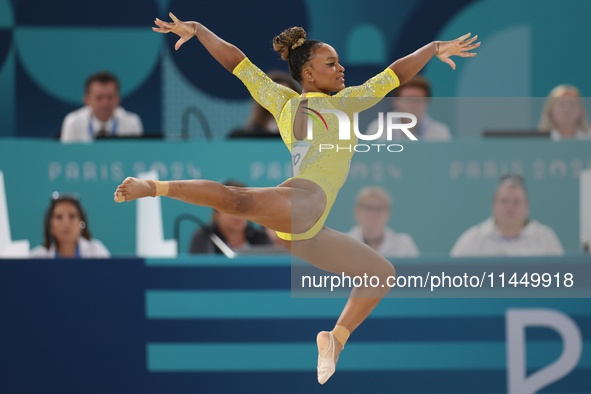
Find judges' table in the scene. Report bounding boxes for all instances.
[0,138,589,255]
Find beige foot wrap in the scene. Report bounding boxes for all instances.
[153,180,169,197]
[331,325,350,347]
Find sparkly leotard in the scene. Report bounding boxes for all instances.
[233,58,399,240]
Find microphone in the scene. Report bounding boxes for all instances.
[173,213,236,258]
[208,233,237,258]
[181,106,213,141]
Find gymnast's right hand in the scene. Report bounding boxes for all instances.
[114,177,156,203]
[153,12,198,51]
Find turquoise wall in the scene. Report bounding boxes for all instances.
[1,139,588,255]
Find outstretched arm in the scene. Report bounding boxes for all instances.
[153,12,245,72]
[389,33,480,85]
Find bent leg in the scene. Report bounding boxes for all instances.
[286,227,396,327]
[282,227,396,382]
[114,177,326,235]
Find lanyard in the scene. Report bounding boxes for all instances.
[417,118,426,138]
[88,117,118,137]
[55,245,81,259]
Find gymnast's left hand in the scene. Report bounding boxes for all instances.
[436,33,480,70]
[152,12,199,51]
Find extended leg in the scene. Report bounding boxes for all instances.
[114,177,326,235]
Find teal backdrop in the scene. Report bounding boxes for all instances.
[0,139,588,256]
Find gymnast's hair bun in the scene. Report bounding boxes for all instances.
[273,27,307,61]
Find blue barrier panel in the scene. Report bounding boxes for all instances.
[0,256,590,393]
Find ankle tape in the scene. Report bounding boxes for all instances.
[153,180,169,197]
[331,325,350,346]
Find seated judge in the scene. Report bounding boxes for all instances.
[450,175,564,257]
[61,71,143,143]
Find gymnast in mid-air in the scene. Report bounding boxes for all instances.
[115,12,479,384]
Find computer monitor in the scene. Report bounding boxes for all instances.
[482,130,550,139]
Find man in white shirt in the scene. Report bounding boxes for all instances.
[61,72,143,143]
[348,186,419,257]
[365,75,451,141]
[450,175,564,257]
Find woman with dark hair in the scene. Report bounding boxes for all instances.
[30,195,110,258]
[115,13,478,384]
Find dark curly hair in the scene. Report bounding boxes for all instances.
[272,27,323,82]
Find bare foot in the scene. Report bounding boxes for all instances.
[114,177,156,203]
[317,331,344,384]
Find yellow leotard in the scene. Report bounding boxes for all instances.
[233,57,400,240]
